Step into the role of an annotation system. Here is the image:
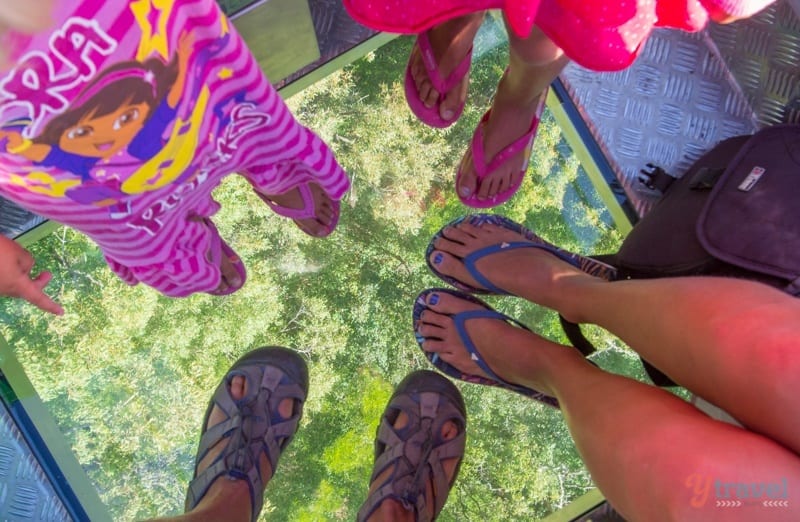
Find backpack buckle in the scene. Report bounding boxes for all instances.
[638,164,676,194]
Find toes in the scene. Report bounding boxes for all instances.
[220,252,242,289]
[411,54,440,109]
[428,249,470,278]
[456,153,478,199]
[440,420,459,440]
[228,375,246,400]
[476,175,496,200]
[393,411,410,430]
[420,82,438,109]
[495,173,509,195]
[421,338,449,354]
[417,322,444,340]
[411,51,428,86]
[423,290,480,316]
[316,204,334,226]
[440,224,479,244]
[277,397,294,419]
[302,222,324,237]
[440,84,465,121]
[509,170,525,190]
[419,309,451,329]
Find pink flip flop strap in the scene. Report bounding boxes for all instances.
[470,92,546,179]
[416,31,473,94]
[261,183,317,220]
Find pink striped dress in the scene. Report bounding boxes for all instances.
[0,0,350,297]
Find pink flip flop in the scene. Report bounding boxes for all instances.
[404,31,472,129]
[255,182,340,238]
[456,89,547,208]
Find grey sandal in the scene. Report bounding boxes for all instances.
[357,370,467,522]
[184,346,308,521]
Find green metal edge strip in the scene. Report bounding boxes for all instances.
[544,89,633,235]
[15,220,61,248]
[0,332,111,521]
[541,488,607,522]
[278,32,398,99]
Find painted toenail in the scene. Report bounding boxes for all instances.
[433,253,444,265]
[442,109,454,120]
[460,186,472,196]
[429,293,440,305]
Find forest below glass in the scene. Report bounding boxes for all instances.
[1,30,651,521]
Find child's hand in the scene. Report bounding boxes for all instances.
[0,235,64,315]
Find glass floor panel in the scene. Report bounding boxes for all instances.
[0,20,650,521]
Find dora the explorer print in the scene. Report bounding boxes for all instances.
[0,0,349,297]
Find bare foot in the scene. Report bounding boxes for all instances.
[260,183,336,237]
[456,76,545,202]
[428,220,599,317]
[365,402,462,521]
[409,13,484,122]
[415,290,567,396]
[185,375,296,519]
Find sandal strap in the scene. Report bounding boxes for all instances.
[462,241,538,295]
[186,362,305,521]
[452,309,535,395]
[416,31,473,94]
[357,388,465,522]
[471,103,541,179]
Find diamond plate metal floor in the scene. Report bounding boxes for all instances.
[561,0,800,216]
[0,399,70,522]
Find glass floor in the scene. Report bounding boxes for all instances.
[0,19,654,521]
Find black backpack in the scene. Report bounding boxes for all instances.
[562,124,800,386]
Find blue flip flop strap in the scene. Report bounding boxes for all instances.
[452,308,532,394]
[463,241,580,294]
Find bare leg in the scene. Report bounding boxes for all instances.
[409,13,485,122]
[428,220,800,453]
[146,376,292,522]
[417,292,800,522]
[457,25,569,201]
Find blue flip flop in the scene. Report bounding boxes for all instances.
[425,213,617,295]
[413,287,559,408]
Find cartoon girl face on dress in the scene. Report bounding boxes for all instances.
[58,99,151,159]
